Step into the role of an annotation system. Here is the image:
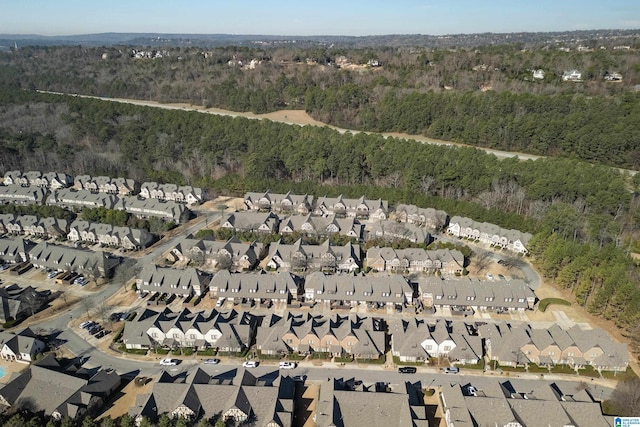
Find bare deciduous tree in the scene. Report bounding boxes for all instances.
[608,377,640,417]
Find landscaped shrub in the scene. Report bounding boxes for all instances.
[538,298,571,312]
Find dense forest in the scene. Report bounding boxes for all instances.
[1,42,640,168]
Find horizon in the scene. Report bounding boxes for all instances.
[2,0,640,38]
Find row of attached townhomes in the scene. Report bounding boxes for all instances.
[447,215,532,254]
[0,214,154,250]
[315,378,429,427]
[440,377,612,427]
[0,354,121,422]
[129,367,295,426]
[120,305,628,373]
[46,189,189,223]
[394,203,448,231]
[243,191,314,214]
[0,214,68,239]
[144,267,539,314]
[223,211,436,246]
[241,192,532,254]
[256,312,386,360]
[28,241,121,278]
[480,321,629,371]
[139,182,204,205]
[267,239,361,273]
[0,328,46,362]
[66,219,155,250]
[0,184,47,205]
[122,307,257,352]
[167,233,465,277]
[136,265,212,298]
[278,213,364,239]
[0,237,34,263]
[209,270,300,304]
[74,175,137,195]
[3,170,72,189]
[417,276,537,313]
[243,191,388,220]
[167,235,264,271]
[365,247,464,275]
[4,170,205,205]
[390,318,483,364]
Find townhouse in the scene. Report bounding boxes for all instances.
[220,212,279,233]
[129,367,294,426]
[278,214,363,240]
[256,312,386,360]
[389,318,482,364]
[0,327,46,362]
[367,220,433,245]
[2,215,69,239]
[365,247,464,275]
[440,380,611,427]
[314,195,388,220]
[0,185,46,205]
[0,355,120,422]
[0,237,36,263]
[267,239,361,273]
[3,170,72,189]
[243,191,314,214]
[136,265,212,298]
[47,188,121,210]
[67,219,154,250]
[168,235,264,271]
[121,307,256,353]
[75,175,138,196]
[121,196,188,223]
[479,321,629,371]
[315,378,428,427]
[417,276,537,313]
[447,215,532,254]
[394,204,448,231]
[209,270,300,305]
[139,182,204,205]
[303,271,415,307]
[28,241,121,278]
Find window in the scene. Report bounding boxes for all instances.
[444,346,451,351]
[436,295,442,300]
[189,334,196,339]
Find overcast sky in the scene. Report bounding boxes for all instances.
[2,0,639,36]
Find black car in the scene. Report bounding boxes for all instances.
[398,367,417,374]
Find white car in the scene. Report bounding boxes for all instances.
[159,358,179,366]
[242,361,259,368]
[279,361,296,370]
